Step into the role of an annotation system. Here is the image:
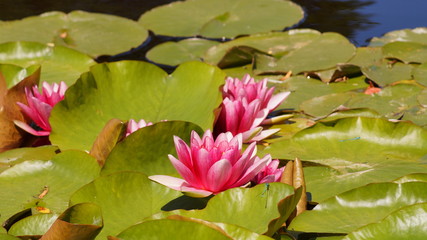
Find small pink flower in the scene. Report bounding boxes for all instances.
[252,159,284,184]
[149,130,271,197]
[214,74,290,142]
[125,119,153,137]
[14,81,67,136]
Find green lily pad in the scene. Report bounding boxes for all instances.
[8,213,59,236]
[0,41,95,85]
[149,182,301,236]
[41,203,103,240]
[347,47,383,67]
[49,61,225,151]
[0,234,21,240]
[0,145,59,173]
[413,62,427,86]
[394,173,427,183]
[204,29,321,65]
[146,38,219,66]
[382,41,427,64]
[0,150,100,224]
[343,202,427,240]
[255,32,356,74]
[418,89,427,107]
[348,84,423,117]
[0,11,148,57]
[289,182,427,234]
[273,75,367,111]
[115,219,234,240]
[362,61,413,86]
[262,117,427,202]
[102,121,203,176]
[138,0,303,38]
[369,27,427,47]
[70,171,182,240]
[0,64,39,88]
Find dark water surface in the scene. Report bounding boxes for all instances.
[0,0,426,59]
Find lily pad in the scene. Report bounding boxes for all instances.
[413,62,427,86]
[102,121,203,176]
[49,61,225,151]
[138,0,304,38]
[70,171,182,240]
[382,41,427,64]
[0,150,100,224]
[149,182,301,236]
[369,27,427,47]
[114,219,234,240]
[343,202,427,240]
[0,11,148,57]
[0,145,59,173]
[361,60,414,86]
[288,182,427,233]
[262,117,427,202]
[255,32,356,74]
[8,213,59,236]
[0,64,39,88]
[347,47,383,67]
[146,38,219,66]
[0,41,95,85]
[204,29,321,65]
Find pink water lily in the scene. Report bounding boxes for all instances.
[251,159,284,184]
[214,74,290,142]
[149,130,271,197]
[14,81,67,136]
[125,119,153,137]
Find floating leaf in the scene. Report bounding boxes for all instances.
[8,213,59,236]
[0,145,58,173]
[369,27,427,47]
[113,219,233,240]
[0,64,39,88]
[0,11,148,57]
[146,38,219,66]
[102,121,203,176]
[0,41,95,85]
[149,182,301,236]
[262,117,427,202]
[255,32,356,74]
[139,0,303,38]
[289,182,427,234]
[382,41,427,64]
[204,29,321,66]
[342,202,427,240]
[40,203,103,240]
[50,61,225,151]
[70,171,182,240]
[0,150,100,224]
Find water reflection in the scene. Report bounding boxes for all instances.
[296,0,376,45]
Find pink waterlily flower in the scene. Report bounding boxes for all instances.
[251,159,284,184]
[214,74,290,142]
[149,130,271,197]
[125,119,153,137]
[14,81,67,136]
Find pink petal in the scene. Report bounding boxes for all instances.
[148,175,213,198]
[173,136,192,167]
[230,154,271,188]
[206,159,233,192]
[168,154,202,188]
[13,120,50,136]
[249,128,280,142]
[241,127,263,143]
[266,91,290,111]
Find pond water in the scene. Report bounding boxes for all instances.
[0,0,426,58]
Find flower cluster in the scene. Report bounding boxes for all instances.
[213,74,290,142]
[150,130,284,197]
[14,81,67,136]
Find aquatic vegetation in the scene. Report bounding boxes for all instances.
[0,0,426,239]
